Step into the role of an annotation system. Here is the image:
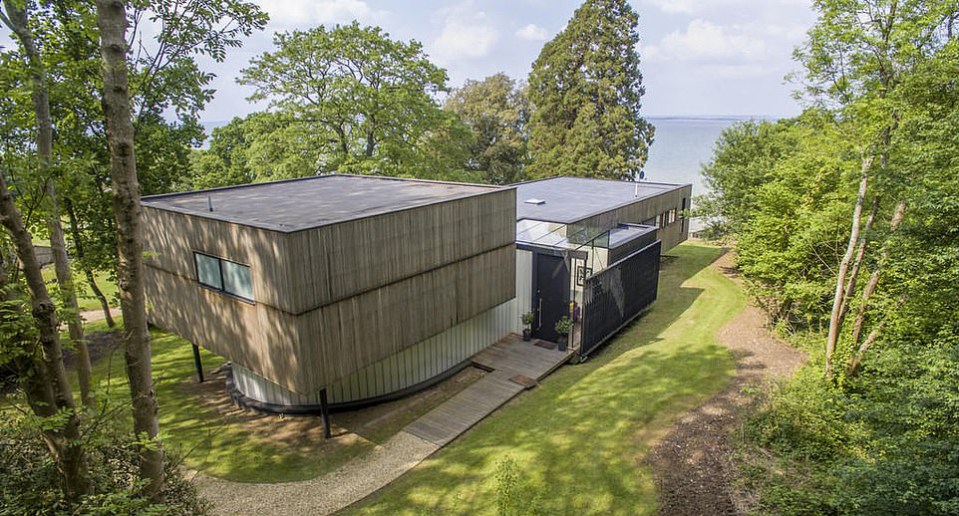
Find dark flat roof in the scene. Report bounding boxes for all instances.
[142,174,499,232]
[515,177,689,224]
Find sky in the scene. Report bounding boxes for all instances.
[3,0,819,122]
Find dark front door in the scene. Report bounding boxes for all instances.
[533,253,570,342]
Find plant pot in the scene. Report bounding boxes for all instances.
[557,335,568,351]
[522,328,532,341]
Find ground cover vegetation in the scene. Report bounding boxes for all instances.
[350,243,743,514]
[697,1,959,513]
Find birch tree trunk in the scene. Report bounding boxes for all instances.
[1,0,94,409]
[849,199,906,349]
[0,171,90,500]
[825,155,872,377]
[96,0,164,498]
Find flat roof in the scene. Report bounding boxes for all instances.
[142,174,500,232]
[515,177,689,224]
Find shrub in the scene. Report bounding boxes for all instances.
[0,413,209,515]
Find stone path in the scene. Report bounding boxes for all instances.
[193,336,572,515]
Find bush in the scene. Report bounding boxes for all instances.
[0,414,209,515]
[738,332,959,515]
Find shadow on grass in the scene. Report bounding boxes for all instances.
[351,243,740,515]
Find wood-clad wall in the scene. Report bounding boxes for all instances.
[144,267,304,393]
[143,188,517,395]
[234,249,533,406]
[283,188,516,314]
[294,244,514,392]
[568,185,692,251]
[142,206,297,312]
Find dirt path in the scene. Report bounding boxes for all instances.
[646,250,805,515]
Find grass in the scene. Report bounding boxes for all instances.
[41,267,118,312]
[348,242,746,515]
[47,240,743,500]
[74,323,380,483]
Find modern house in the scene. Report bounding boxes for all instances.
[142,174,690,414]
[512,177,690,355]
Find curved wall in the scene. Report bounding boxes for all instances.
[232,250,534,409]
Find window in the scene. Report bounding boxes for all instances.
[195,253,222,290]
[194,252,253,302]
[668,209,677,224]
[222,260,253,300]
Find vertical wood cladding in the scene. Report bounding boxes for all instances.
[568,185,692,251]
[143,187,516,395]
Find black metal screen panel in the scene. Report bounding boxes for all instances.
[580,240,662,357]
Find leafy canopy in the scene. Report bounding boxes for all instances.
[526,0,654,180]
[239,22,467,178]
[444,73,529,185]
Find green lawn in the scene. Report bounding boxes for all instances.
[75,322,375,483]
[349,242,745,515]
[42,267,118,312]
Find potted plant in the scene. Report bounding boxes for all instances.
[521,311,535,341]
[555,316,572,351]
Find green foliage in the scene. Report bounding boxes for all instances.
[526,0,653,180]
[720,9,959,512]
[520,312,535,327]
[444,73,528,185]
[0,413,210,515]
[238,22,469,179]
[554,316,572,336]
[492,456,544,516]
[699,111,858,329]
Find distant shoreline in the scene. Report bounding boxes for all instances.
[199,114,781,133]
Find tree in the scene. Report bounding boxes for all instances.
[526,0,654,180]
[239,22,463,177]
[795,0,958,376]
[1,0,95,409]
[0,165,91,499]
[95,0,266,499]
[444,73,528,185]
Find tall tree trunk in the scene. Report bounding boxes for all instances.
[837,197,879,322]
[0,171,90,500]
[1,0,93,409]
[97,0,164,499]
[65,199,115,328]
[825,155,872,377]
[849,199,906,349]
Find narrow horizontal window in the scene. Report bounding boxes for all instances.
[194,252,253,302]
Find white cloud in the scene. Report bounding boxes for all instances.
[643,0,810,15]
[259,0,384,27]
[429,7,499,63]
[516,23,548,41]
[643,19,768,63]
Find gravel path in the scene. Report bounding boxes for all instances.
[79,307,121,324]
[191,431,438,515]
[646,250,805,516]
